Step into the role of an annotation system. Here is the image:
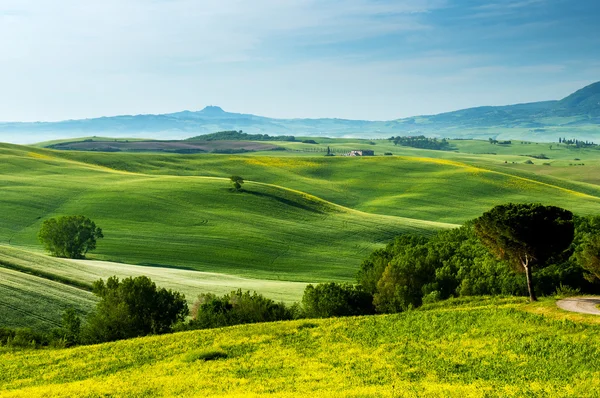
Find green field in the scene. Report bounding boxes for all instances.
[2,297,600,397]
[0,245,307,314]
[2,138,600,331]
[0,266,97,332]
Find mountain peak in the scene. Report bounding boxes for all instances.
[557,81,600,114]
[200,106,226,114]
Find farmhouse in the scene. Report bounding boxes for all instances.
[347,150,375,156]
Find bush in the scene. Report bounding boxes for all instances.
[302,283,374,318]
[0,328,48,349]
[189,290,295,329]
[83,276,188,343]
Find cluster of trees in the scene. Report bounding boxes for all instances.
[559,138,597,147]
[1,276,189,349]
[303,204,600,317]
[488,138,512,145]
[185,290,298,329]
[188,131,296,142]
[388,135,451,150]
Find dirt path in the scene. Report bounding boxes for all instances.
[556,297,600,315]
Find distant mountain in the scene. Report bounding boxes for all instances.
[1,82,599,144]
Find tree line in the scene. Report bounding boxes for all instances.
[187,131,296,142]
[388,135,451,150]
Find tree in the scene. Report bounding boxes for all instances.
[474,203,574,301]
[59,307,81,347]
[38,215,103,259]
[372,245,433,313]
[83,276,188,343]
[576,235,600,282]
[230,175,244,191]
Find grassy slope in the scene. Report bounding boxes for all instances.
[0,267,97,332]
[0,245,308,305]
[51,143,600,223]
[2,298,600,397]
[0,144,451,283]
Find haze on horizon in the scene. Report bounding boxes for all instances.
[1,0,599,123]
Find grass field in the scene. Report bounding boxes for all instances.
[1,143,453,283]
[44,143,600,222]
[0,266,97,332]
[2,297,600,397]
[0,245,309,331]
[2,138,600,332]
[0,245,309,304]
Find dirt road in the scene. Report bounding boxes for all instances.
[556,297,600,315]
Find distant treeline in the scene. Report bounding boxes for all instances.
[488,138,512,145]
[388,135,451,150]
[188,130,296,142]
[559,137,598,148]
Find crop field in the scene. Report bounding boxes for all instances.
[0,245,308,304]
[0,266,97,332]
[1,297,600,397]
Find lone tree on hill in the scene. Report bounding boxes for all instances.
[230,175,244,191]
[474,203,574,302]
[38,215,103,259]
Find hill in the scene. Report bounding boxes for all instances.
[2,297,600,397]
[48,143,600,223]
[1,83,599,143]
[0,144,454,283]
[3,140,600,331]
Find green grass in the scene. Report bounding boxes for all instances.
[49,143,600,222]
[0,245,309,304]
[0,267,97,332]
[2,297,600,397]
[2,139,600,331]
[0,144,452,283]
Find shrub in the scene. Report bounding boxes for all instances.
[554,284,581,298]
[302,283,374,318]
[189,290,295,329]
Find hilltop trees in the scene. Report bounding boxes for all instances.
[38,215,103,259]
[474,203,574,301]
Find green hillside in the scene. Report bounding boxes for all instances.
[2,298,600,397]
[0,266,97,332]
[0,144,452,283]
[0,245,308,304]
[2,139,600,331]
[50,143,600,223]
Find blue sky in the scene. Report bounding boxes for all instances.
[0,0,599,121]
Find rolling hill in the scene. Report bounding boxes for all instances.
[2,139,600,331]
[2,297,600,397]
[1,82,599,143]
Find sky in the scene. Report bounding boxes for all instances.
[0,0,599,122]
